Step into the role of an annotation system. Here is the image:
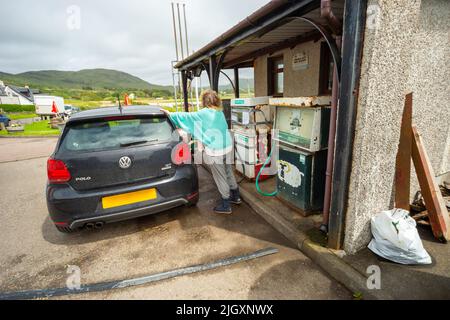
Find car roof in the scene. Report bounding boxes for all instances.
[67,105,164,123]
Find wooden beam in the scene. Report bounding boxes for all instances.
[412,211,429,221]
[411,125,450,241]
[395,93,413,210]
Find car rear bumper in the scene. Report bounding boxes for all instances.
[69,198,189,229]
[47,165,198,228]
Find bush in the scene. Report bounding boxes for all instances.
[0,104,35,112]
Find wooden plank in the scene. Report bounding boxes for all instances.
[395,93,413,210]
[411,125,450,241]
[417,220,431,227]
[412,210,428,221]
[269,96,332,108]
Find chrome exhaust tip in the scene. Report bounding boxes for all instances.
[85,223,95,230]
[94,222,104,229]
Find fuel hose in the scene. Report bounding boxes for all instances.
[255,146,277,197]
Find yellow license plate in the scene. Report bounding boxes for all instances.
[102,188,157,209]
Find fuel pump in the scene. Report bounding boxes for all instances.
[230,97,274,181]
[256,96,332,216]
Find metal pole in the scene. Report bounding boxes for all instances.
[171,3,180,110]
[183,3,189,57]
[220,70,236,94]
[177,2,185,111]
[195,76,200,110]
[321,36,341,234]
[171,3,179,62]
[171,61,179,111]
[181,70,189,112]
[234,67,240,98]
[177,3,185,60]
[328,0,368,250]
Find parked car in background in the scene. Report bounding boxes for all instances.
[0,113,11,128]
[63,105,80,117]
[46,105,199,233]
[34,95,64,117]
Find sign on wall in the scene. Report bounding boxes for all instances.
[292,51,309,71]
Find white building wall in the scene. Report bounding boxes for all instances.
[3,87,34,105]
[344,0,450,253]
[0,96,21,105]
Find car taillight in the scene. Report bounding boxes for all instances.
[47,158,71,183]
[171,142,191,165]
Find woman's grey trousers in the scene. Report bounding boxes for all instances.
[203,152,238,199]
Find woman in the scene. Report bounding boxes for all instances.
[162,89,241,214]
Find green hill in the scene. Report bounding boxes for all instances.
[0,69,172,92]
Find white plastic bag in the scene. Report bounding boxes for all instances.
[368,208,432,265]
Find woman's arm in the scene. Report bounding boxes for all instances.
[161,108,202,135]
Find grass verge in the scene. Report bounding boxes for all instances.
[7,113,38,120]
[0,120,60,136]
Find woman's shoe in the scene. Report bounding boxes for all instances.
[214,198,232,214]
[229,188,242,205]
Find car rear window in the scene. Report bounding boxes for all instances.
[60,117,173,152]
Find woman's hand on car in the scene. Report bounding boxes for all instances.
[160,108,170,116]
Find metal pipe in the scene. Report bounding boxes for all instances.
[171,4,181,110]
[321,0,342,35]
[288,16,341,81]
[328,0,368,250]
[220,70,236,94]
[321,36,341,233]
[0,248,278,300]
[181,70,189,111]
[183,3,190,57]
[171,61,179,110]
[320,0,342,233]
[177,3,185,60]
[234,67,240,98]
[171,3,180,62]
[195,75,200,110]
[94,222,104,229]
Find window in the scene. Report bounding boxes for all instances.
[319,42,334,95]
[60,117,173,152]
[268,56,284,97]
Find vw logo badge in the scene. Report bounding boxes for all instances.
[119,156,132,169]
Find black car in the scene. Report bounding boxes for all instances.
[46,106,199,233]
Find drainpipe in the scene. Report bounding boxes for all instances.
[320,0,342,233]
[321,36,341,233]
[321,0,342,35]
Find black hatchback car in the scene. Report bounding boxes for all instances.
[46,106,199,233]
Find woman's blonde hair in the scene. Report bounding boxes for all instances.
[201,89,222,110]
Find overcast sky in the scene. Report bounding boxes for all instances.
[0,0,269,85]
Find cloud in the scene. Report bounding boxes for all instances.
[0,0,268,85]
